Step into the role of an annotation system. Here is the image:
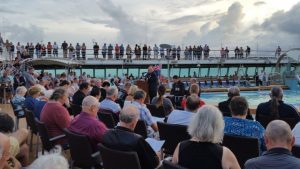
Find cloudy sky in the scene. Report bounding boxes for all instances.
[0,0,299,50]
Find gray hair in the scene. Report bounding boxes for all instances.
[50,88,68,101]
[29,146,69,169]
[16,86,27,96]
[133,90,146,100]
[188,105,224,143]
[82,96,99,108]
[106,86,119,98]
[228,86,240,98]
[119,106,140,124]
[265,120,293,144]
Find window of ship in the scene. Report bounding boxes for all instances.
[95,69,105,78]
[106,68,117,78]
[257,67,264,74]
[280,65,287,74]
[228,67,237,76]
[209,67,219,76]
[170,68,180,77]
[56,69,66,75]
[219,67,228,76]
[190,68,199,77]
[264,67,273,74]
[246,67,256,76]
[161,68,168,77]
[72,69,81,77]
[237,67,246,76]
[139,69,148,77]
[82,69,94,77]
[199,68,209,77]
[43,69,55,75]
[118,68,127,76]
[128,68,139,78]
[180,68,189,77]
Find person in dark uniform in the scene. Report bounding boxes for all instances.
[146,66,158,103]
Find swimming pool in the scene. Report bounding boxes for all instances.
[201,90,300,109]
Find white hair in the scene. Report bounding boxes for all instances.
[82,96,99,108]
[16,86,27,96]
[44,90,54,99]
[29,146,69,169]
[228,86,240,97]
[106,86,118,97]
[188,105,224,144]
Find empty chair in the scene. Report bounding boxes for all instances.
[97,112,116,129]
[222,134,259,168]
[63,128,102,169]
[134,120,148,138]
[10,102,25,130]
[70,103,82,117]
[146,104,166,118]
[157,122,190,155]
[163,160,189,169]
[23,108,39,155]
[98,108,119,123]
[292,145,300,158]
[35,118,66,154]
[98,143,141,169]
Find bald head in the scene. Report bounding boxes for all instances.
[82,96,99,116]
[265,120,294,149]
[119,106,139,124]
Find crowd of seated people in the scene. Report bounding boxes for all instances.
[3,65,300,169]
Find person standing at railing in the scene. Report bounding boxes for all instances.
[275,46,281,57]
[75,43,80,60]
[246,46,251,58]
[153,44,159,59]
[9,42,15,61]
[0,43,2,56]
[68,43,74,59]
[198,45,203,60]
[142,44,147,60]
[234,46,239,59]
[53,42,58,57]
[41,44,46,57]
[160,46,164,59]
[93,42,99,59]
[126,44,132,60]
[108,43,113,59]
[47,42,52,57]
[115,43,120,60]
[239,47,244,59]
[16,42,21,59]
[102,43,107,59]
[192,46,196,60]
[120,44,124,59]
[147,46,152,59]
[225,47,229,59]
[177,46,181,60]
[61,41,68,58]
[220,48,225,58]
[81,43,86,60]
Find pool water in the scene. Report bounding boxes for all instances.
[201,90,300,109]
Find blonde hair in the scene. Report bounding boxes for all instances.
[128,85,138,96]
[28,86,41,96]
[189,84,200,95]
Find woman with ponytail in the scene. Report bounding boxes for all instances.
[151,85,174,115]
[256,86,299,122]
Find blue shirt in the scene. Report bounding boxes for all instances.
[99,99,121,114]
[167,109,195,126]
[131,101,155,126]
[224,117,266,153]
[33,101,47,119]
[24,96,39,111]
[11,95,25,116]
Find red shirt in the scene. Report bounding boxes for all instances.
[181,98,205,109]
[69,112,107,151]
[40,102,71,144]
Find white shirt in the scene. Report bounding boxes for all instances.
[292,122,300,145]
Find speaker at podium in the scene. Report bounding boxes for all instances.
[135,79,149,104]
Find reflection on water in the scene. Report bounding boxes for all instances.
[201,90,300,108]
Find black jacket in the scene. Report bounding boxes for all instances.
[171,81,185,96]
[72,90,86,106]
[101,126,159,169]
[146,72,158,92]
[218,98,254,120]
